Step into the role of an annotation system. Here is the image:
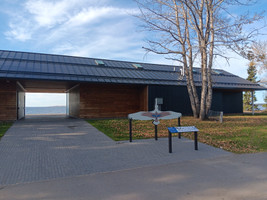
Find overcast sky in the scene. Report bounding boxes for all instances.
[0,0,266,106]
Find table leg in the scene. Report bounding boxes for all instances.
[194,131,198,150]
[168,130,172,153]
[155,125,158,140]
[129,119,132,142]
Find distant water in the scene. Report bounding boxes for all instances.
[26,106,66,115]
[257,104,266,111]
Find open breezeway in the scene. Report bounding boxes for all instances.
[0,115,230,186]
[25,93,67,116]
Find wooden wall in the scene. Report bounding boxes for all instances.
[79,84,148,119]
[0,80,17,121]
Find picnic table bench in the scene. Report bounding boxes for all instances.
[168,126,199,153]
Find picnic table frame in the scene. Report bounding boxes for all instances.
[168,126,199,153]
[129,117,181,142]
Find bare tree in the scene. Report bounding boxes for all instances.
[251,41,267,73]
[135,0,264,120]
[241,41,267,87]
[254,42,267,88]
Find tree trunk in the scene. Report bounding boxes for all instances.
[186,81,199,118]
[199,53,208,120]
[206,67,213,116]
[198,1,208,120]
[188,61,200,118]
[181,3,200,118]
[183,55,199,118]
[205,3,214,116]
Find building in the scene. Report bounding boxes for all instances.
[0,50,266,121]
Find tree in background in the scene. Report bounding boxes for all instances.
[251,41,267,73]
[252,41,267,89]
[242,41,267,111]
[243,59,258,111]
[264,94,267,110]
[135,0,264,120]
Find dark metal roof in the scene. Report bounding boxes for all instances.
[0,49,266,90]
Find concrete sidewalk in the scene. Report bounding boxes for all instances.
[0,116,230,186]
[1,152,267,200]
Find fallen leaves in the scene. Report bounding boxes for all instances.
[88,114,267,153]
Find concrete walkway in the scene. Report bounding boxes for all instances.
[1,153,267,200]
[0,116,230,186]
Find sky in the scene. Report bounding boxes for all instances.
[0,0,266,106]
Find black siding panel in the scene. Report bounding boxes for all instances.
[148,85,194,115]
[211,91,223,111]
[149,86,243,115]
[222,91,243,113]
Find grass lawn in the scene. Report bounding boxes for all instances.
[0,122,12,139]
[88,114,267,154]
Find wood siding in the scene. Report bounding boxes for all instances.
[0,80,17,121]
[79,84,148,119]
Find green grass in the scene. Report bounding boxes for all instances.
[0,122,12,139]
[88,114,267,153]
[88,119,130,141]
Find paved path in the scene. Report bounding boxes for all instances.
[0,116,230,186]
[1,153,267,200]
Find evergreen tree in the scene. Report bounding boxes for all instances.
[264,94,267,110]
[243,60,258,111]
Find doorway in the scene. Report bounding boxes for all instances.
[25,93,67,117]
